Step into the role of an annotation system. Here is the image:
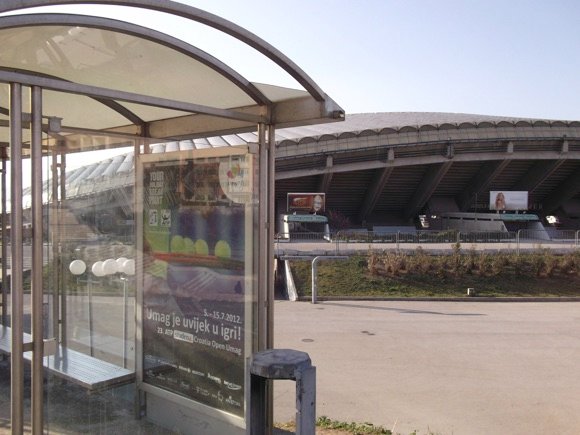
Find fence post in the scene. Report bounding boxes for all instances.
[576,230,579,248]
[516,229,521,256]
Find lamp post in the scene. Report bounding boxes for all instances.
[88,261,105,356]
[71,257,135,364]
[118,258,135,367]
[102,257,135,368]
[69,259,87,351]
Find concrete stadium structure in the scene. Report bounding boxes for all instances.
[274,112,580,230]
[26,111,580,234]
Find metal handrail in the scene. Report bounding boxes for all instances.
[273,229,580,253]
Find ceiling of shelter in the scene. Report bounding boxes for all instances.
[0,0,344,153]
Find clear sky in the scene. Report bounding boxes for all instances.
[181,0,580,121]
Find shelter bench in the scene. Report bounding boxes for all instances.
[0,325,135,391]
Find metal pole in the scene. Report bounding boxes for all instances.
[257,123,267,350]
[10,81,24,435]
[267,125,275,350]
[51,150,59,341]
[256,123,271,433]
[31,85,44,434]
[122,277,128,368]
[88,277,94,357]
[58,151,68,346]
[1,146,7,326]
[59,153,66,347]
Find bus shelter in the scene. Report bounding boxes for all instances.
[0,1,343,433]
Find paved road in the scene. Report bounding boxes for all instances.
[273,300,580,435]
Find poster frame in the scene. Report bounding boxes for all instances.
[134,145,257,428]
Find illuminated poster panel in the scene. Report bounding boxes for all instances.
[489,191,529,211]
[139,147,255,418]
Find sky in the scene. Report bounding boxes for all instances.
[9,0,580,121]
[177,0,580,121]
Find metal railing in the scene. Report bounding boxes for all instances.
[274,229,580,254]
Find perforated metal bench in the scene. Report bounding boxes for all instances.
[0,325,135,391]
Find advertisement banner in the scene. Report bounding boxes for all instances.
[287,192,325,213]
[489,191,528,211]
[140,149,253,417]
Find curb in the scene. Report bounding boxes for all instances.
[295,296,580,303]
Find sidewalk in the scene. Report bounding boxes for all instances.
[273,300,580,435]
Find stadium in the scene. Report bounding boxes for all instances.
[31,111,580,239]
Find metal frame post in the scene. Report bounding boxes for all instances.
[256,122,276,432]
[10,81,24,434]
[59,152,67,347]
[50,149,59,341]
[1,146,6,326]
[31,85,44,434]
[257,123,268,351]
[267,125,275,350]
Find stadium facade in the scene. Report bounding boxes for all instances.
[31,111,580,237]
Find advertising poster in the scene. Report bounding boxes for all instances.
[287,192,325,213]
[140,150,253,417]
[489,191,529,211]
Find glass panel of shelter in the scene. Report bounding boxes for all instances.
[40,128,159,432]
[0,84,164,432]
[0,84,262,433]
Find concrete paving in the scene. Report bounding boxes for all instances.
[273,300,580,435]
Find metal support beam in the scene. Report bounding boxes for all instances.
[276,150,567,181]
[316,156,333,193]
[512,160,565,192]
[457,160,511,211]
[358,167,394,223]
[0,70,265,124]
[405,162,453,220]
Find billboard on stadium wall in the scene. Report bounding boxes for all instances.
[287,193,325,213]
[489,191,528,211]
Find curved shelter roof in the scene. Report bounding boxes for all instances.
[0,0,344,154]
